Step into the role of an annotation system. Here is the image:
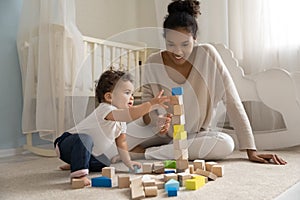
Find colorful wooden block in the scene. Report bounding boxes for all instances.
[164,160,176,169]
[173,124,185,134]
[170,95,183,105]
[191,174,208,183]
[102,167,115,178]
[118,174,130,188]
[211,165,224,177]
[91,176,112,187]
[164,169,176,174]
[165,179,180,192]
[155,181,165,189]
[189,164,195,174]
[167,187,178,197]
[185,179,204,190]
[192,175,207,185]
[173,131,187,140]
[144,186,158,197]
[172,87,184,95]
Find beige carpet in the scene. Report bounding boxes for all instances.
[1,146,300,200]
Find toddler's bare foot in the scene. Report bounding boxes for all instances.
[80,176,91,186]
[59,164,71,170]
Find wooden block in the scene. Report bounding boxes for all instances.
[172,114,185,125]
[102,167,115,178]
[176,159,189,170]
[171,87,183,95]
[164,173,178,182]
[91,176,112,187]
[71,178,85,189]
[173,124,185,133]
[118,175,130,188]
[155,181,165,189]
[211,165,224,177]
[153,162,165,174]
[173,131,187,140]
[193,159,206,171]
[194,169,217,181]
[173,104,184,115]
[163,160,176,169]
[177,173,192,187]
[170,95,183,105]
[192,175,207,185]
[144,186,158,197]
[173,139,188,150]
[191,174,208,183]
[164,179,179,192]
[174,149,189,160]
[167,187,178,197]
[142,163,153,173]
[189,164,194,174]
[130,177,145,200]
[205,161,218,172]
[185,179,204,190]
[143,179,156,187]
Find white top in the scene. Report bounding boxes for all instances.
[68,103,126,156]
[142,44,256,150]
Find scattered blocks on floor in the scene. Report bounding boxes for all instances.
[130,176,145,200]
[164,160,176,169]
[211,165,224,177]
[144,186,158,197]
[164,169,176,174]
[142,179,156,187]
[164,173,178,182]
[205,161,218,172]
[153,162,165,174]
[142,163,153,174]
[185,178,205,190]
[194,169,217,181]
[193,159,206,171]
[91,176,112,187]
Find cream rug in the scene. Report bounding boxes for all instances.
[1,146,299,200]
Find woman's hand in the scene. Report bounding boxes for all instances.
[247,149,287,165]
[157,113,173,135]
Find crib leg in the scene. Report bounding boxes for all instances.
[23,133,56,157]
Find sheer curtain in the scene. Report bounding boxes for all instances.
[17,0,87,141]
[227,0,300,131]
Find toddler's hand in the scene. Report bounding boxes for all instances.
[126,161,142,173]
[149,90,170,109]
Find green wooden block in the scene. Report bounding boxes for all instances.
[164,160,176,169]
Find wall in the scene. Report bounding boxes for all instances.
[0,0,24,150]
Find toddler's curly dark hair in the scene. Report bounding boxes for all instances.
[95,70,133,103]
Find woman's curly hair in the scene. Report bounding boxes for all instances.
[164,0,201,38]
[95,69,133,103]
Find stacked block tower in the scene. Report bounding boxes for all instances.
[171,87,189,173]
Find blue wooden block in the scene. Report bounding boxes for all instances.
[167,187,178,197]
[91,176,112,187]
[172,87,183,95]
[165,179,179,192]
[164,169,176,174]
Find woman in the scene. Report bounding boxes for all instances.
[114,0,286,165]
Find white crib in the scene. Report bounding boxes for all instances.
[212,43,300,150]
[23,33,147,156]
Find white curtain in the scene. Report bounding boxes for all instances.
[17,0,87,141]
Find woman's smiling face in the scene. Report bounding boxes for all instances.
[165,28,194,66]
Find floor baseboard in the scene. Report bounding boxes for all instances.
[0,148,24,158]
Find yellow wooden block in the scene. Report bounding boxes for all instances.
[185,179,204,190]
[173,131,187,140]
[173,124,185,133]
[192,175,206,185]
[173,104,184,115]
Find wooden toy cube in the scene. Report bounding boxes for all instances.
[211,165,224,177]
[118,175,130,188]
[170,95,183,105]
[173,104,184,115]
[102,167,115,178]
[193,159,206,171]
[142,163,153,173]
[172,115,185,125]
[144,186,158,197]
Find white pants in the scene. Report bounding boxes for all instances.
[104,118,235,161]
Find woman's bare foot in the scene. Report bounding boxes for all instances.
[59,164,71,170]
